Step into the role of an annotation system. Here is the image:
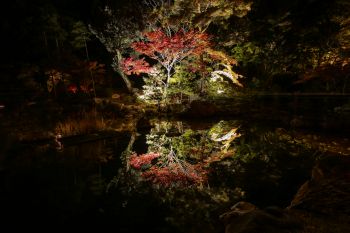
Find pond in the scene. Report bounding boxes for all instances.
[0,97,349,232]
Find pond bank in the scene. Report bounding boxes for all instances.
[221,154,350,233]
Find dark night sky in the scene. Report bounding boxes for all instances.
[1,0,99,62]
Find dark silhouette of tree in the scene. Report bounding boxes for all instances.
[89,1,145,93]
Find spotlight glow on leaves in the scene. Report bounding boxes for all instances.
[120,57,153,75]
[130,152,160,169]
[130,151,208,188]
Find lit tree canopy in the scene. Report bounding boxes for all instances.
[132,29,210,80]
[140,0,247,96]
[144,0,253,32]
[122,28,211,99]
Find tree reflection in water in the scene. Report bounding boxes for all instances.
[109,118,320,232]
[1,116,328,232]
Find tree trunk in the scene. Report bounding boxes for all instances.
[84,36,97,99]
[125,132,137,171]
[43,32,50,59]
[50,71,57,98]
[115,49,134,94]
[163,68,172,100]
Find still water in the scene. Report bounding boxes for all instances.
[0,98,349,232]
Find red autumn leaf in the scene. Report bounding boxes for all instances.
[120,57,152,75]
[129,152,160,169]
[129,152,208,187]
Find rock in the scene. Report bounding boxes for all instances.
[221,155,350,233]
[285,154,350,232]
[220,201,302,233]
[220,202,258,223]
[288,154,350,215]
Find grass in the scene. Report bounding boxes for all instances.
[55,110,108,136]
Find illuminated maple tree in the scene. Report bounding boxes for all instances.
[125,28,210,98]
[141,0,247,97]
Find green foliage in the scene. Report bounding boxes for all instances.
[145,120,177,155]
[89,5,144,52]
[208,120,237,136]
[205,78,237,98]
[146,132,172,156]
[222,0,350,91]
[172,129,214,160]
[40,7,68,43]
[233,127,317,163]
[145,0,253,32]
[167,65,198,102]
[331,0,350,51]
[70,21,91,49]
[89,4,145,93]
[145,120,241,163]
[231,42,262,67]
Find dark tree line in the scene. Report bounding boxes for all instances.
[1,0,349,97]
